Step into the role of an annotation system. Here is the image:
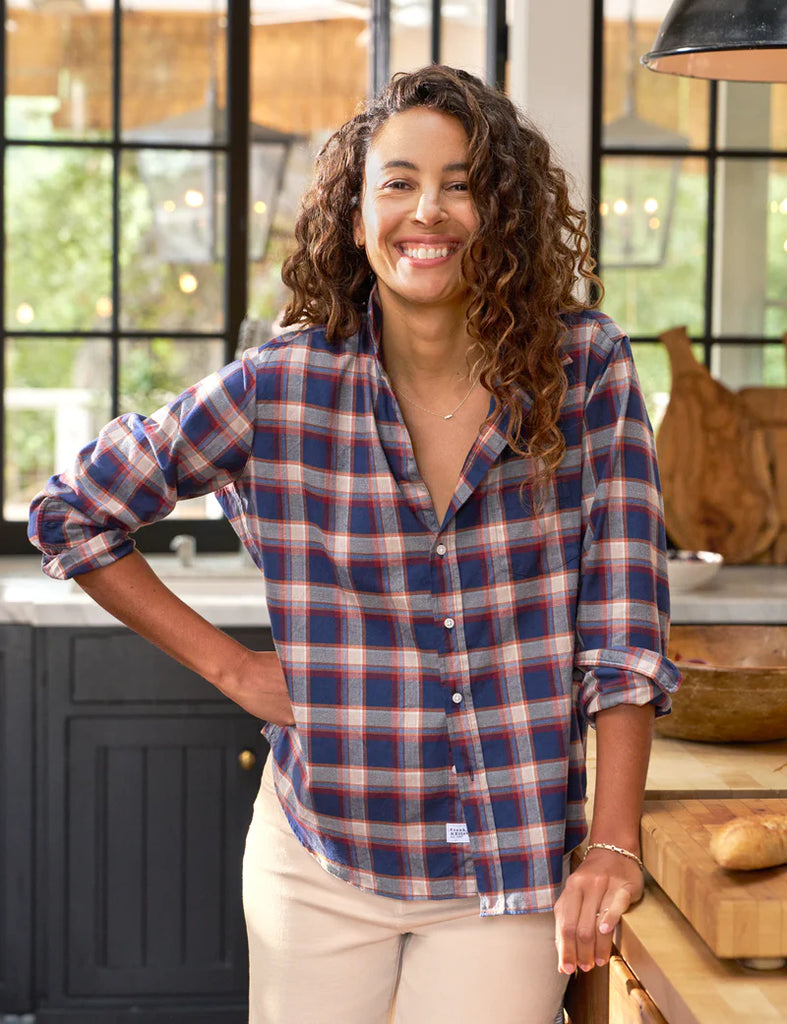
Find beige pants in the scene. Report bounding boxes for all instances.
[242,760,568,1024]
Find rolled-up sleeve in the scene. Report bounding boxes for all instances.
[573,327,680,722]
[28,350,258,580]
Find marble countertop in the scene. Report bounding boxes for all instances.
[1,557,785,628]
[0,553,271,628]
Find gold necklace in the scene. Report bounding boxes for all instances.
[394,379,479,421]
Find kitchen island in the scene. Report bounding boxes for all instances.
[566,732,787,1024]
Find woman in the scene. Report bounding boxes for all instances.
[29,65,679,1024]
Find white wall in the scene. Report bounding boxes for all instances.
[508,0,594,215]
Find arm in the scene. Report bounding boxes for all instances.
[554,322,680,975]
[75,550,293,724]
[554,703,652,975]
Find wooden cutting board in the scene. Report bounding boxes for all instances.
[640,798,787,960]
[656,327,781,562]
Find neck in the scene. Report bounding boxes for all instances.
[378,294,475,386]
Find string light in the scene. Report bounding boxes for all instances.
[178,272,198,294]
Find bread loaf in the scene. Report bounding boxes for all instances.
[709,814,787,870]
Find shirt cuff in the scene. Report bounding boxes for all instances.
[575,647,681,723]
[32,498,136,580]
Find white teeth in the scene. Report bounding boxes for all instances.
[402,245,451,260]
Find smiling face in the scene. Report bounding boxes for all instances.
[353,107,479,320]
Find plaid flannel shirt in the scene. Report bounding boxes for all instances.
[29,292,679,915]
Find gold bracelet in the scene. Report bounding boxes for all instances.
[584,842,645,873]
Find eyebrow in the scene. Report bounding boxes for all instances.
[380,159,469,172]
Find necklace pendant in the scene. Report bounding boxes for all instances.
[444,413,453,420]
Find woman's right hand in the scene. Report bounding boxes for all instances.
[220,648,295,725]
[72,552,295,725]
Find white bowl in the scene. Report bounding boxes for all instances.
[667,551,724,592]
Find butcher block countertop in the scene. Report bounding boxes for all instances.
[586,731,787,799]
[615,879,787,1024]
[571,733,787,1024]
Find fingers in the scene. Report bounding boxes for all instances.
[554,886,582,976]
[554,862,640,975]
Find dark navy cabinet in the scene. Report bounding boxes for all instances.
[1,625,35,1015]
[2,623,272,1023]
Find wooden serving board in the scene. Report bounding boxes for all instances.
[640,798,787,959]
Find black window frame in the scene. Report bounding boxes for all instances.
[591,0,787,367]
[0,0,506,556]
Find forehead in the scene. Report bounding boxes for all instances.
[365,108,469,169]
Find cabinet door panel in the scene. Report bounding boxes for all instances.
[0,625,34,1013]
[64,715,266,999]
[65,627,274,703]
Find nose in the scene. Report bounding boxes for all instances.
[414,189,447,225]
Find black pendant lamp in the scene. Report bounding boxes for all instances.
[642,0,787,82]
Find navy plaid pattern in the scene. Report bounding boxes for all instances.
[29,292,679,916]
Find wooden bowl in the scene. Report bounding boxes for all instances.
[657,625,787,743]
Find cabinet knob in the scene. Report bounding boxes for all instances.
[238,748,257,771]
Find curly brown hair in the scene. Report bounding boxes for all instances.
[280,64,601,486]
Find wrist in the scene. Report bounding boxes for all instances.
[584,842,644,873]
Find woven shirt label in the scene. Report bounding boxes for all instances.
[446,822,470,844]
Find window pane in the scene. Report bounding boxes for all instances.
[4,338,112,521]
[631,340,705,433]
[710,343,787,390]
[603,0,709,151]
[441,0,487,79]
[5,146,113,333]
[713,158,787,339]
[119,337,225,415]
[5,5,113,141]
[391,1,432,74]
[599,156,708,337]
[248,3,369,332]
[717,82,787,151]
[120,149,225,333]
[121,1,228,144]
[119,337,226,521]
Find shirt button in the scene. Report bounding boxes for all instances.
[444,617,455,630]
[451,692,463,704]
[436,543,447,556]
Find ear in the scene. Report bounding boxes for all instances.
[352,208,365,248]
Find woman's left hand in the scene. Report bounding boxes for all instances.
[553,847,644,975]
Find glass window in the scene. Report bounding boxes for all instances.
[717,81,787,151]
[441,1,487,81]
[247,2,370,337]
[600,156,708,337]
[119,149,226,333]
[1,1,505,548]
[5,147,113,334]
[713,158,787,340]
[631,340,705,433]
[602,0,709,152]
[4,338,112,521]
[391,0,432,74]
[600,0,787,395]
[121,0,228,143]
[5,4,113,141]
[119,337,226,415]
